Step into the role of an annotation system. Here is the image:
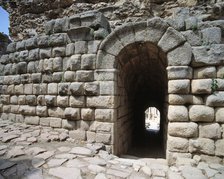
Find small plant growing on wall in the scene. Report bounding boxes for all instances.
[211,78,218,94]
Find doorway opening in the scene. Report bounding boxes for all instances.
[116,41,168,158]
[145,107,160,132]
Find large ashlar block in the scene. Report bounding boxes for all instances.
[36,106,48,117]
[94,69,118,81]
[69,96,85,107]
[84,82,99,95]
[100,81,116,95]
[168,105,188,121]
[81,108,94,121]
[48,107,64,118]
[69,82,84,96]
[215,139,224,156]
[89,121,113,133]
[191,79,212,94]
[53,57,62,72]
[167,66,192,79]
[48,83,58,95]
[206,92,224,107]
[168,80,190,94]
[189,138,215,155]
[95,109,116,122]
[62,120,76,130]
[96,51,116,69]
[217,66,224,78]
[57,96,69,107]
[194,67,216,79]
[189,105,214,122]
[69,130,86,141]
[200,154,222,164]
[64,107,80,120]
[167,42,192,66]
[158,27,186,52]
[81,54,96,70]
[167,136,189,152]
[168,122,198,138]
[64,71,76,82]
[19,105,36,115]
[99,33,123,56]
[201,27,222,44]
[192,44,224,67]
[25,116,40,125]
[199,123,221,139]
[215,108,224,123]
[49,117,62,128]
[76,70,94,82]
[96,133,111,144]
[65,55,81,71]
[87,96,117,108]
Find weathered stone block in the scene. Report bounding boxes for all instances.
[88,40,101,54]
[167,42,192,66]
[48,107,64,118]
[16,62,27,74]
[25,37,37,49]
[62,119,76,129]
[29,49,39,61]
[54,17,69,33]
[185,16,198,30]
[16,40,26,51]
[45,95,56,106]
[181,30,202,46]
[87,131,96,143]
[194,67,216,79]
[64,108,80,120]
[75,41,87,54]
[76,70,94,82]
[69,15,81,28]
[57,96,69,107]
[37,95,46,106]
[49,33,67,46]
[26,95,36,105]
[215,108,224,123]
[199,123,221,139]
[81,54,95,70]
[25,116,40,125]
[95,109,116,122]
[48,83,58,95]
[10,96,18,104]
[19,105,36,115]
[215,139,224,156]
[58,83,70,96]
[158,27,186,52]
[24,84,33,94]
[96,133,111,144]
[84,82,99,95]
[96,51,116,69]
[167,66,192,80]
[52,72,63,83]
[18,50,29,61]
[90,121,113,133]
[168,105,188,121]
[168,80,190,94]
[206,92,224,107]
[70,96,85,107]
[39,48,52,59]
[50,117,62,128]
[189,105,214,122]
[168,122,198,138]
[69,130,86,141]
[189,138,215,155]
[87,96,116,108]
[192,45,224,67]
[100,81,116,95]
[36,106,48,117]
[53,57,62,72]
[201,27,221,44]
[18,95,26,105]
[64,71,76,82]
[69,82,84,95]
[31,73,42,83]
[81,108,94,121]
[52,47,66,57]
[94,69,118,81]
[68,27,94,41]
[191,79,212,94]
[167,136,189,152]
[6,42,16,53]
[37,35,49,47]
[65,55,81,71]
[40,117,50,126]
[66,43,75,56]
[217,66,224,78]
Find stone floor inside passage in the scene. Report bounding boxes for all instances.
[0,119,224,179]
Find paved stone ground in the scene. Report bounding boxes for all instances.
[0,119,224,179]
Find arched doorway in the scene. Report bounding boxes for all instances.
[97,17,191,158]
[116,41,168,158]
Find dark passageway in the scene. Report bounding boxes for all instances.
[116,42,168,157]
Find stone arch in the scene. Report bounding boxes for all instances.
[96,17,192,156]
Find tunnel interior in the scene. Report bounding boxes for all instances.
[115,42,168,158]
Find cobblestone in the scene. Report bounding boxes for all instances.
[0,119,223,178]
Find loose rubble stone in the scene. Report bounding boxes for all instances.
[49,167,82,179]
[70,147,94,157]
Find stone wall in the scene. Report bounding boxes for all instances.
[1,1,224,165]
[1,0,223,41]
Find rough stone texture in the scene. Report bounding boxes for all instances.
[168,122,198,138]
[199,123,221,139]
[189,105,214,122]
[189,138,215,155]
[168,106,188,122]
